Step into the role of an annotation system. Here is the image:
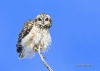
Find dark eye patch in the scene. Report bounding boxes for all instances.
[38,18,42,21]
[45,18,48,21]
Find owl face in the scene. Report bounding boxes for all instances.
[35,13,52,29]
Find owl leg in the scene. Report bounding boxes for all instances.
[35,45,46,59]
[34,45,38,52]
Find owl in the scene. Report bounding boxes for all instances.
[16,13,52,58]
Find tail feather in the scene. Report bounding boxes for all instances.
[18,46,35,59]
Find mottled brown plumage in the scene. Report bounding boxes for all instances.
[16,20,34,53]
[16,13,52,58]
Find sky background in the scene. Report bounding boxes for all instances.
[0,0,100,71]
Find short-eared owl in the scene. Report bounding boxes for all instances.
[16,13,52,58]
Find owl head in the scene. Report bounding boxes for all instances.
[34,13,52,29]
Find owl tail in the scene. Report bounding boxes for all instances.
[18,46,35,59]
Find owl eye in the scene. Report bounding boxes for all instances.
[38,18,42,21]
[45,18,48,21]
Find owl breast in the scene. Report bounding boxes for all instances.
[21,26,52,53]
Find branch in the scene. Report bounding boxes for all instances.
[37,48,53,71]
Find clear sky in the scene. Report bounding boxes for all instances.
[0,0,100,71]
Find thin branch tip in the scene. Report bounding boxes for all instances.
[37,48,53,71]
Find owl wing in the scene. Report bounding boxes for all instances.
[16,20,34,53]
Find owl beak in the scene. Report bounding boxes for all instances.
[42,21,44,24]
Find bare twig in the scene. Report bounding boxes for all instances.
[37,47,53,71]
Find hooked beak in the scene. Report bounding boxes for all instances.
[42,20,44,24]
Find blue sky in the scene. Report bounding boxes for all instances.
[0,0,100,71]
